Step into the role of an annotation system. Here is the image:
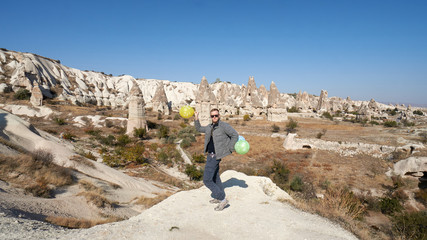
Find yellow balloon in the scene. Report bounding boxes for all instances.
[179,105,194,118]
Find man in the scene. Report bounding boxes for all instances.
[194,108,239,211]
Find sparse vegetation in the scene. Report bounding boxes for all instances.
[185,164,203,181]
[192,153,205,163]
[271,124,280,133]
[379,197,402,215]
[133,127,147,139]
[286,118,298,133]
[54,117,66,125]
[384,120,398,128]
[290,175,304,192]
[14,88,31,100]
[321,112,333,121]
[0,150,73,198]
[413,109,423,116]
[287,106,299,113]
[392,211,427,240]
[243,114,251,121]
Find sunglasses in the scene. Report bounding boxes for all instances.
[210,114,219,118]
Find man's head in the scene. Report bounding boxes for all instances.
[210,108,220,124]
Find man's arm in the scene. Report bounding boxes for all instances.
[194,112,207,133]
[224,123,239,152]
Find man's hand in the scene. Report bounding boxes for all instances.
[195,111,199,120]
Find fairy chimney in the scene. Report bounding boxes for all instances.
[152,81,170,115]
[126,81,147,135]
[317,90,329,112]
[267,81,287,122]
[195,76,217,125]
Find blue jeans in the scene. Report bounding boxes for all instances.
[203,153,225,200]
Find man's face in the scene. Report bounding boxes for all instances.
[210,110,220,123]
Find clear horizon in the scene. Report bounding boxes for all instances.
[1,0,426,106]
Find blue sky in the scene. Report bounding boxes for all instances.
[2,0,426,106]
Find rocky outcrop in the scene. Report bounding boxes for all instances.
[195,76,217,125]
[316,90,329,112]
[30,84,43,107]
[151,81,170,115]
[267,81,287,122]
[126,81,147,135]
[388,157,427,177]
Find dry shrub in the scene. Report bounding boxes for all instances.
[135,193,172,208]
[70,155,95,168]
[77,191,114,208]
[0,137,28,153]
[79,180,104,194]
[45,216,120,229]
[320,186,365,220]
[0,151,73,197]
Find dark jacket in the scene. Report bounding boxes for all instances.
[194,119,239,159]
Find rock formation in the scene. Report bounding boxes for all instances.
[30,84,43,107]
[195,76,217,125]
[242,76,264,116]
[267,81,287,122]
[126,81,147,135]
[151,81,170,115]
[296,91,311,112]
[316,90,329,112]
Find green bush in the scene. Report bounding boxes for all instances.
[180,138,191,148]
[290,175,304,192]
[413,110,424,116]
[185,164,203,181]
[158,125,170,138]
[14,88,31,100]
[321,112,333,121]
[286,118,298,133]
[192,153,205,163]
[157,151,170,165]
[379,197,403,215]
[392,211,427,240]
[123,143,147,164]
[384,121,398,128]
[271,124,280,133]
[270,161,290,189]
[173,114,181,120]
[133,127,147,139]
[117,134,131,146]
[85,128,101,136]
[287,106,299,113]
[369,120,380,125]
[54,117,66,125]
[401,119,415,127]
[99,135,116,146]
[243,114,251,121]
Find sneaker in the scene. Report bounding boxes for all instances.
[214,199,229,211]
[209,199,221,204]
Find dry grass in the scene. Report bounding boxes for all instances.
[0,152,74,197]
[77,191,114,208]
[79,179,105,194]
[45,215,121,229]
[70,155,95,168]
[135,192,172,208]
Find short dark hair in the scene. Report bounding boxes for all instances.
[210,108,220,114]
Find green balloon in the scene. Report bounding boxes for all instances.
[234,140,250,155]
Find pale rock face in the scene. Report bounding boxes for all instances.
[267,107,288,122]
[317,89,329,112]
[296,90,312,111]
[151,81,170,115]
[195,76,217,125]
[30,84,43,107]
[126,81,147,135]
[244,76,263,108]
[389,157,427,177]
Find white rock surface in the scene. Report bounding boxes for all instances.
[60,170,356,240]
[389,157,427,176]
